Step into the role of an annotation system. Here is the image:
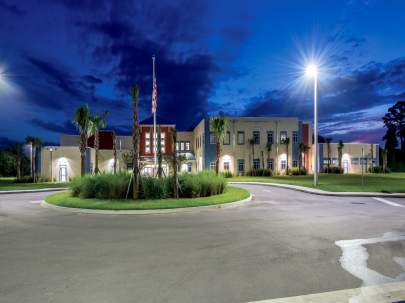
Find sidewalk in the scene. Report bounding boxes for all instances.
[229,181,405,198]
[0,188,66,195]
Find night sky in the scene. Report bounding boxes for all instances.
[0,0,404,147]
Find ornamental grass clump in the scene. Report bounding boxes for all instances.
[140,176,172,199]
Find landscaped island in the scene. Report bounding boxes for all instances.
[45,171,250,210]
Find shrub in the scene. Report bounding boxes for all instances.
[288,167,307,175]
[368,166,391,173]
[321,166,343,174]
[246,168,272,176]
[222,170,233,178]
[14,176,34,183]
[69,171,226,200]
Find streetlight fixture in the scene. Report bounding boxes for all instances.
[306,63,319,187]
[46,147,57,182]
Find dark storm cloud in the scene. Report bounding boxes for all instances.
[30,119,77,135]
[82,75,102,84]
[0,0,25,16]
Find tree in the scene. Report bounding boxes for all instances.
[325,137,332,172]
[338,140,344,169]
[9,143,22,179]
[382,149,388,172]
[73,104,91,176]
[383,124,398,165]
[25,136,42,182]
[131,85,140,199]
[383,101,405,154]
[171,128,179,198]
[89,111,109,174]
[113,131,117,174]
[248,138,255,171]
[283,137,290,174]
[210,115,228,175]
[266,143,272,170]
[298,143,309,170]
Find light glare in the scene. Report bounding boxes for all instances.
[306,64,318,78]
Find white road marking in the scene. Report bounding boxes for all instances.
[29,200,42,204]
[373,197,404,207]
[335,231,405,287]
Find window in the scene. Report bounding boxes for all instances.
[223,161,230,170]
[293,160,298,167]
[238,159,244,172]
[187,162,192,172]
[176,142,179,151]
[253,158,260,170]
[267,159,273,170]
[267,131,273,144]
[145,132,151,153]
[210,162,216,170]
[351,158,359,165]
[280,131,287,143]
[237,131,245,144]
[281,160,287,170]
[292,131,298,143]
[253,131,260,144]
[209,132,216,144]
[185,141,190,151]
[224,131,231,145]
[180,142,185,151]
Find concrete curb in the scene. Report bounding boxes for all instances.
[0,188,67,195]
[229,182,405,198]
[40,194,252,215]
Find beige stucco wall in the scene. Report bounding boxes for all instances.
[193,119,205,172]
[40,146,81,182]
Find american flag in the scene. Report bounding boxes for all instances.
[152,76,157,113]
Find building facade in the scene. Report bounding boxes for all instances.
[39,116,379,182]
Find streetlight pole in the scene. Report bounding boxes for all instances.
[313,71,318,187]
[306,64,319,187]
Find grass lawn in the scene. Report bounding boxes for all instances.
[45,186,250,210]
[230,173,405,193]
[0,178,69,191]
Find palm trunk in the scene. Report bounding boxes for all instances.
[30,144,34,179]
[95,129,99,174]
[286,144,289,174]
[113,133,117,174]
[157,128,163,178]
[16,155,21,179]
[215,142,220,175]
[80,132,86,176]
[32,147,37,182]
[172,128,179,198]
[132,86,140,200]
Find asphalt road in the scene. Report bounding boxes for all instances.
[1,185,405,303]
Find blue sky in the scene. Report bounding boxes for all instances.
[0,0,404,146]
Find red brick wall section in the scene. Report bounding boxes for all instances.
[140,126,174,157]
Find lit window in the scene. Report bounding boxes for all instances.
[238,159,244,172]
[281,160,287,170]
[224,161,230,170]
[180,142,185,151]
[210,162,216,170]
[253,158,260,169]
[237,131,245,144]
[293,131,298,143]
[224,131,231,145]
[145,132,150,153]
[161,132,165,153]
[267,131,273,144]
[176,142,179,151]
[280,131,287,143]
[209,132,216,144]
[187,162,192,172]
[293,160,298,167]
[253,131,260,144]
[185,141,190,151]
[267,159,273,170]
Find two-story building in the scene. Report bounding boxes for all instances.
[39,115,379,182]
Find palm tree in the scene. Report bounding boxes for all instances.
[298,143,310,170]
[210,115,228,175]
[283,137,290,174]
[338,140,344,169]
[171,128,179,198]
[266,143,272,169]
[157,126,163,178]
[248,138,255,172]
[9,143,22,179]
[131,85,140,199]
[89,111,109,174]
[73,104,91,176]
[25,136,42,182]
[325,137,332,172]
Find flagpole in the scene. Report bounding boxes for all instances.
[152,55,157,174]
